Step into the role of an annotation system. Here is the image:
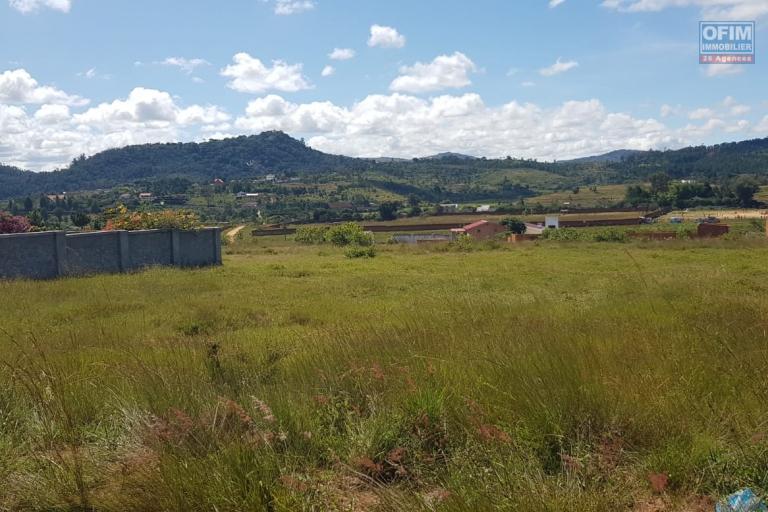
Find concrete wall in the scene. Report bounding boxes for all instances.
[0,227,222,280]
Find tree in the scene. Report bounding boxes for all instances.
[23,196,33,212]
[378,201,400,221]
[731,177,759,207]
[501,217,527,234]
[649,172,671,194]
[71,212,91,229]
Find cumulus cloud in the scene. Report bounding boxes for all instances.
[8,0,70,13]
[368,25,406,48]
[539,58,579,76]
[0,87,231,170]
[704,64,744,77]
[221,53,312,93]
[328,48,355,60]
[601,0,768,19]
[231,93,694,160]
[272,0,315,15]
[158,57,210,74]
[390,52,477,93]
[549,0,566,7]
[321,65,335,77]
[0,69,88,106]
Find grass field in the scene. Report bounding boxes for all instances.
[2,235,768,511]
[526,185,629,208]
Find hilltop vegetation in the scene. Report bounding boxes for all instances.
[3,132,768,203]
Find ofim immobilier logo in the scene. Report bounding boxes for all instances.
[700,21,755,64]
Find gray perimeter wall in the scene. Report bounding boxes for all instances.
[0,228,222,280]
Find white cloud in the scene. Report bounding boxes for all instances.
[8,0,70,13]
[33,104,70,124]
[221,53,312,93]
[368,25,406,49]
[521,81,536,87]
[0,87,231,170]
[273,0,315,15]
[232,93,689,161]
[158,57,210,74]
[660,104,681,117]
[689,107,715,120]
[390,52,477,93]
[704,64,745,77]
[601,0,768,19]
[328,48,355,60]
[321,65,335,77]
[0,69,88,106]
[549,0,566,7]
[755,116,768,133]
[77,68,111,80]
[74,87,229,127]
[539,57,579,76]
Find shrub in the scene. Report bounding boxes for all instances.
[451,233,476,251]
[0,211,31,234]
[345,245,376,258]
[592,228,628,243]
[295,226,329,245]
[324,223,374,247]
[541,227,582,241]
[104,205,201,231]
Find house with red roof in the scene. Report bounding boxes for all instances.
[450,220,506,240]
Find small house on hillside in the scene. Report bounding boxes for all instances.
[138,192,153,202]
[544,215,560,229]
[451,220,506,240]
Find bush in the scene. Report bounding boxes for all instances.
[541,227,582,241]
[294,225,328,245]
[501,217,527,234]
[104,205,201,231]
[592,228,628,242]
[324,223,373,247]
[345,245,377,258]
[0,211,31,234]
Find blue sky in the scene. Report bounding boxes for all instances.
[0,0,766,170]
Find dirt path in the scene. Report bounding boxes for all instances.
[226,225,246,242]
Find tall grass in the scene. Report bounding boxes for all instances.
[1,238,767,510]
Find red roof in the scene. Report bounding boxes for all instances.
[461,220,489,231]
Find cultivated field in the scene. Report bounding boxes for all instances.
[1,235,768,511]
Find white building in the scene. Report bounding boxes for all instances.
[544,215,560,229]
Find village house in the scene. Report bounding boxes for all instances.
[138,192,153,202]
[451,220,506,240]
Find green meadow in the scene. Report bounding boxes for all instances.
[1,234,768,511]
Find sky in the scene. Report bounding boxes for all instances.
[0,0,766,171]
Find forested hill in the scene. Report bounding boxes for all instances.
[0,131,370,198]
[606,137,768,179]
[2,132,768,200]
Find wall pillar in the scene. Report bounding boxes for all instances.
[213,228,222,265]
[170,230,181,266]
[118,231,130,272]
[54,231,66,277]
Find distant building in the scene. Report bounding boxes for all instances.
[138,192,152,202]
[440,203,460,213]
[236,192,261,199]
[476,204,495,213]
[544,215,560,229]
[265,174,276,182]
[212,178,225,185]
[451,220,506,240]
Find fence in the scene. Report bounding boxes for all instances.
[0,228,222,280]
